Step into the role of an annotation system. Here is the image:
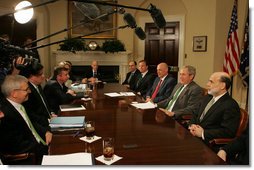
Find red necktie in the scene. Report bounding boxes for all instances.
[151,79,162,100]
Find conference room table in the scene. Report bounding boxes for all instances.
[49,83,225,165]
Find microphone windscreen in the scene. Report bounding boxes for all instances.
[149,4,166,28]
[123,13,137,28]
[135,27,146,40]
[118,7,125,14]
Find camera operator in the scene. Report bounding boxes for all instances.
[0,56,26,85]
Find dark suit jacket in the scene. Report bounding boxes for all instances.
[122,69,140,90]
[133,71,156,99]
[43,80,81,114]
[146,75,176,103]
[23,82,51,134]
[85,68,102,80]
[0,98,44,155]
[157,81,203,118]
[189,93,240,143]
[223,122,249,165]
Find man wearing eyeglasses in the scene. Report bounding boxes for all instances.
[0,75,52,164]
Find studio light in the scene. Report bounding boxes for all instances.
[14,1,34,24]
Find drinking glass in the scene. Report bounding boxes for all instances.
[85,121,95,140]
[103,137,114,161]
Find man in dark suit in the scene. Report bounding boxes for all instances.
[20,63,55,131]
[188,72,240,151]
[85,60,102,83]
[0,75,52,164]
[146,62,176,103]
[122,61,140,90]
[158,65,203,119]
[217,122,249,165]
[44,66,82,114]
[133,60,156,99]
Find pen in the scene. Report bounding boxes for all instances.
[73,131,80,138]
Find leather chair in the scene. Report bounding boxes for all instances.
[209,108,249,146]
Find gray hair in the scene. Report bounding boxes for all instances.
[182,65,196,77]
[1,75,28,97]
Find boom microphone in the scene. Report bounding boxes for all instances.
[118,7,126,14]
[123,13,137,28]
[135,27,146,40]
[149,4,166,28]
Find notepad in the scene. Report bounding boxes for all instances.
[119,92,136,96]
[42,152,93,165]
[60,104,86,111]
[104,92,122,97]
[131,102,156,109]
[49,116,85,128]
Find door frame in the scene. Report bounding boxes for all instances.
[137,15,185,81]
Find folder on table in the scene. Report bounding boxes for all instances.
[59,104,86,111]
[49,116,85,129]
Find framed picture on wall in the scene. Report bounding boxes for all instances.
[68,0,117,39]
[193,36,207,52]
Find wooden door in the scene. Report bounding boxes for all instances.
[145,22,179,79]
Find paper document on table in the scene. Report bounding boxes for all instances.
[119,92,136,96]
[131,102,156,109]
[41,152,93,165]
[60,104,86,111]
[104,92,122,97]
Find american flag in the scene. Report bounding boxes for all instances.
[239,14,249,87]
[223,0,240,76]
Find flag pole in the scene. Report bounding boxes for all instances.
[245,87,249,111]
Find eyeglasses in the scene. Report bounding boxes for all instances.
[14,87,31,92]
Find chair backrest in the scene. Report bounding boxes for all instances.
[236,108,249,137]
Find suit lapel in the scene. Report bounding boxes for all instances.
[158,76,168,93]
[152,78,160,92]
[5,100,32,132]
[200,93,229,121]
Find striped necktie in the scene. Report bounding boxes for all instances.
[20,105,47,145]
[151,79,162,100]
[166,85,184,110]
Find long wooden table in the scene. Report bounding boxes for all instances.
[49,83,225,165]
